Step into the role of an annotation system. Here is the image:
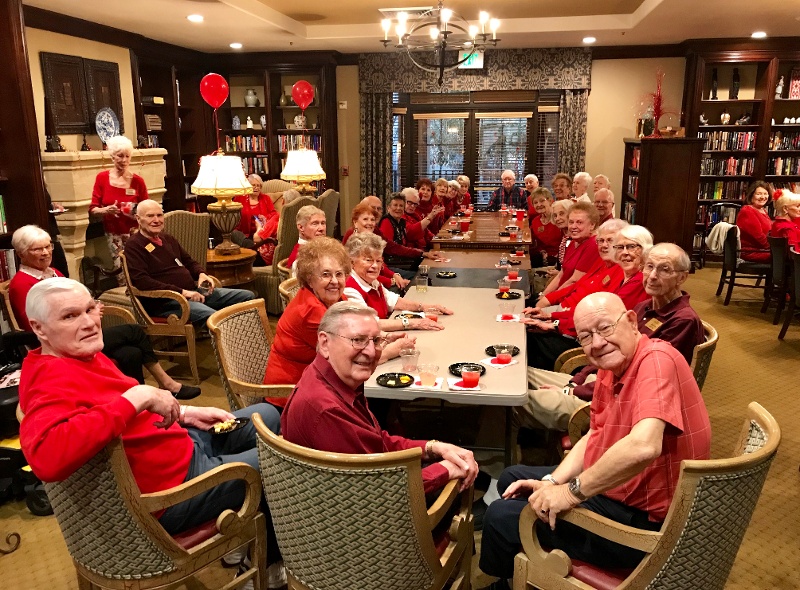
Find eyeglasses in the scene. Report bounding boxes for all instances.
[406,201,419,207]
[327,332,389,350]
[576,312,627,346]
[613,243,642,252]
[643,262,686,278]
[317,270,347,282]
[360,257,383,267]
[29,244,54,254]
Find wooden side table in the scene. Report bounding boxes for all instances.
[206,248,257,291]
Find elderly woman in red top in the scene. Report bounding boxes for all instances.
[456,175,471,207]
[343,203,408,290]
[440,180,461,220]
[232,173,280,266]
[771,189,800,250]
[735,181,772,262]
[528,187,562,267]
[264,237,410,408]
[541,202,601,297]
[90,135,149,276]
[343,233,451,331]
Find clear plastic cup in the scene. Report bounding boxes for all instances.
[400,349,420,373]
[494,344,514,364]
[418,364,439,387]
[416,277,428,292]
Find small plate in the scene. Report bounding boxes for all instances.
[454,211,466,217]
[208,417,250,435]
[376,372,414,388]
[505,225,520,231]
[485,345,521,357]
[449,362,487,378]
[498,231,510,237]
[436,271,457,278]
[505,259,522,265]
[396,311,424,320]
[495,291,522,300]
[446,228,461,234]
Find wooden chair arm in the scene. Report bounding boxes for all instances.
[209,275,222,288]
[140,462,262,523]
[554,347,586,374]
[567,402,592,447]
[560,355,589,376]
[229,378,295,401]
[131,287,191,324]
[427,479,460,530]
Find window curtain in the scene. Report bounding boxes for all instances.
[557,90,589,175]
[360,92,393,202]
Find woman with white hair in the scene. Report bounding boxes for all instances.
[456,175,471,207]
[89,135,149,273]
[770,189,800,250]
[233,173,280,266]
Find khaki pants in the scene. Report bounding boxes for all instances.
[513,367,595,431]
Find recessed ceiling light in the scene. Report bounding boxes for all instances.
[187,14,204,23]
[229,43,243,50]
[583,36,597,44]
[751,31,767,39]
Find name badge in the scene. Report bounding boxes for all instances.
[601,274,610,285]
[645,317,663,332]
[537,226,544,233]
[144,243,155,253]
[175,258,184,267]
[125,189,136,196]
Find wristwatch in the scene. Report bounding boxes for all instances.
[541,474,559,486]
[568,477,587,501]
[400,315,410,330]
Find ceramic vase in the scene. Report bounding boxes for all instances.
[244,89,259,107]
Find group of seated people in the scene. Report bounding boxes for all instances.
[735,181,800,261]
[16,164,726,590]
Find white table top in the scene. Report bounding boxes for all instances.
[365,286,529,406]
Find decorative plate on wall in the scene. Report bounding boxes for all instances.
[95,107,120,144]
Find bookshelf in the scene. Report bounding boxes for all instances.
[620,138,705,267]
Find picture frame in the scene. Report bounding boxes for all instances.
[84,59,124,134]
[40,52,90,134]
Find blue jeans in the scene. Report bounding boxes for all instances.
[159,403,281,535]
[159,287,254,326]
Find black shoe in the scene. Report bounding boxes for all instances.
[174,384,201,400]
[478,580,511,590]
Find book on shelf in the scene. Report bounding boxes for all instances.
[626,176,638,198]
[241,156,269,176]
[0,248,17,282]
[767,156,800,176]
[225,134,268,152]
[142,134,160,148]
[698,180,748,201]
[276,134,321,152]
[629,147,640,170]
[771,180,800,192]
[623,201,636,224]
[698,130,757,151]
[700,156,755,176]
[696,204,739,225]
[769,130,800,151]
[141,96,165,106]
[0,194,6,234]
[144,114,162,131]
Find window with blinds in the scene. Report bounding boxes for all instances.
[473,113,531,205]
[536,109,560,189]
[413,113,467,181]
[391,110,406,192]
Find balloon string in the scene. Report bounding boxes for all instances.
[214,108,220,152]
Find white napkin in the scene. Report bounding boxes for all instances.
[480,357,520,369]
[446,377,481,391]
[409,376,444,391]
[509,253,525,258]
[437,258,452,262]
[495,314,521,322]
[504,276,524,282]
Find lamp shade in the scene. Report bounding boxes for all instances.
[280,148,326,183]
[191,153,252,198]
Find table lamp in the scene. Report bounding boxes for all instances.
[192,150,251,255]
[280,148,326,195]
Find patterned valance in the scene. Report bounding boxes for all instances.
[359,48,592,94]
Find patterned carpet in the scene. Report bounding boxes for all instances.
[1,265,798,589]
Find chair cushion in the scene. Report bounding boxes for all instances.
[433,529,451,557]
[737,261,770,274]
[570,559,632,590]
[172,520,219,549]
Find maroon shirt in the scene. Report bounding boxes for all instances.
[281,355,449,494]
[124,231,202,293]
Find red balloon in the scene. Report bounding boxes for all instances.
[292,80,315,111]
[200,73,229,109]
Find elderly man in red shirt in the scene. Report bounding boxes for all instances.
[478,291,711,589]
[281,301,479,495]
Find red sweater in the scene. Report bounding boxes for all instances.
[234,193,279,240]
[377,217,424,260]
[770,217,800,251]
[736,205,771,262]
[417,196,444,234]
[90,170,149,235]
[8,267,64,331]
[19,349,192,494]
[529,215,563,258]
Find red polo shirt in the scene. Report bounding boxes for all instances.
[585,335,711,521]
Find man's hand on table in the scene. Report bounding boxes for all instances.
[122,385,181,429]
[410,318,445,331]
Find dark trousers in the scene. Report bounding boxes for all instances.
[479,465,663,579]
[102,324,159,384]
[526,330,580,371]
[159,403,283,564]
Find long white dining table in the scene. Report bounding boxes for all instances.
[364,285,529,465]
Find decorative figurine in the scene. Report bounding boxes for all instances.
[45,135,64,152]
[776,76,785,99]
[730,68,740,100]
[721,109,731,125]
[244,89,259,107]
[735,112,752,125]
[260,114,266,129]
[80,134,91,151]
[232,115,241,130]
[711,68,719,100]
[699,112,709,125]
[294,114,307,129]
[279,92,288,107]
[246,116,253,129]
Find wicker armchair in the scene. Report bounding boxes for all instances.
[317,189,340,237]
[514,402,781,590]
[207,299,294,411]
[119,251,220,385]
[253,414,474,590]
[0,280,20,331]
[277,258,292,282]
[278,277,300,311]
[44,438,267,590]
[163,210,211,269]
[690,321,718,391]
[252,196,316,315]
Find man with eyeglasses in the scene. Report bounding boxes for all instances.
[519,243,704,433]
[478,292,711,588]
[593,188,615,223]
[281,301,479,495]
[487,170,527,211]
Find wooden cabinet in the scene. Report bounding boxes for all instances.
[620,138,705,264]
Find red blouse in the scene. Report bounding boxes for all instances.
[736,205,771,262]
[234,193,279,240]
[90,170,148,235]
[529,214,563,258]
[770,217,800,251]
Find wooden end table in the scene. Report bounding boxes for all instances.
[206,248,257,291]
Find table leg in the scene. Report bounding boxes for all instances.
[505,406,514,466]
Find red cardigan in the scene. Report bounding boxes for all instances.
[8,267,64,331]
[736,205,771,262]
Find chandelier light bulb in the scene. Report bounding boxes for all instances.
[469,25,478,39]
[441,7,452,31]
[429,27,440,40]
[381,18,392,40]
[396,22,407,42]
[397,11,409,24]
[490,18,500,39]
[479,11,489,34]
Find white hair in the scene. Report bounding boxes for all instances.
[618,224,655,259]
[11,225,50,256]
[501,169,516,180]
[524,174,539,183]
[248,173,263,183]
[573,171,592,186]
[448,180,460,190]
[401,187,419,200]
[597,218,628,235]
[456,175,471,187]
[318,301,378,335]
[26,277,91,324]
[106,135,133,155]
[296,204,325,226]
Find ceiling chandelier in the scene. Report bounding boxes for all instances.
[380,2,501,85]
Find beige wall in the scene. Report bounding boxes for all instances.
[585,57,686,207]
[335,65,361,228]
[25,27,137,153]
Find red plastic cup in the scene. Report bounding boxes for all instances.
[516,210,524,224]
[499,285,510,293]
[515,249,525,257]
[509,231,518,241]
[120,202,133,215]
[464,209,472,217]
[497,353,512,364]
[461,370,480,388]
[508,269,519,280]
[460,220,470,233]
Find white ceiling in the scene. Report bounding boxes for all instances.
[23,0,800,54]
